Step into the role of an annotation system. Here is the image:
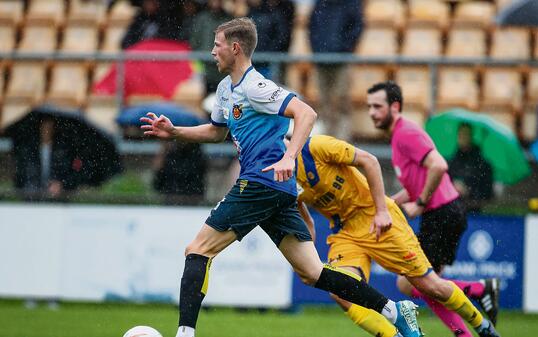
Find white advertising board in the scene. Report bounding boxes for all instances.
[524,214,538,312]
[0,204,293,307]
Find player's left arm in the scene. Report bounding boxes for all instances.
[298,200,316,242]
[262,97,317,181]
[352,148,392,241]
[403,149,448,218]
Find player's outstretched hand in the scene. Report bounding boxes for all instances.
[370,209,392,241]
[262,155,295,182]
[401,202,424,219]
[140,112,176,139]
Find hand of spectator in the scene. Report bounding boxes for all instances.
[140,112,176,139]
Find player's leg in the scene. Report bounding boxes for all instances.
[177,224,238,337]
[277,236,422,337]
[327,237,397,337]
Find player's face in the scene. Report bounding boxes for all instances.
[367,90,393,130]
[211,31,234,74]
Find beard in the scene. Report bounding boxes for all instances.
[375,112,393,130]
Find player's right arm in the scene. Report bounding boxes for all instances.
[140,112,228,143]
[391,189,410,206]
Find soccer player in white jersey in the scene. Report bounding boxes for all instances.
[141,18,423,337]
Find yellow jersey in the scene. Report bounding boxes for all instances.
[296,135,398,233]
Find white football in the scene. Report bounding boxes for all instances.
[122,325,163,337]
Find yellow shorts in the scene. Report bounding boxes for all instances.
[326,205,431,281]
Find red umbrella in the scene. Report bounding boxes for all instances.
[93,39,193,99]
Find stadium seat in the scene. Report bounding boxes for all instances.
[395,66,431,110]
[0,0,24,27]
[0,23,17,55]
[46,63,88,108]
[401,27,442,57]
[18,22,57,52]
[350,106,384,140]
[172,75,205,113]
[286,24,318,103]
[5,62,47,103]
[481,67,523,113]
[0,99,31,129]
[108,0,136,26]
[445,27,487,59]
[521,105,537,141]
[437,67,479,111]
[101,24,128,53]
[534,30,538,60]
[408,0,450,29]
[527,68,538,105]
[69,0,108,26]
[349,66,388,104]
[86,95,120,134]
[452,1,495,29]
[0,65,4,101]
[479,111,517,133]
[495,0,517,11]
[490,28,530,60]
[60,21,99,54]
[355,28,398,58]
[25,0,65,26]
[364,0,405,29]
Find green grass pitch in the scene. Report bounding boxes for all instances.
[1,300,537,337]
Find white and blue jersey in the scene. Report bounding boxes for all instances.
[210,66,297,196]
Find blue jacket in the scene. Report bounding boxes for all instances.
[309,0,363,53]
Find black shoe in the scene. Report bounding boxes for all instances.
[479,278,500,326]
[477,320,501,337]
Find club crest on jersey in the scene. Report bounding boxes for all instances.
[232,104,243,120]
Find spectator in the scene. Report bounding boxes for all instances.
[248,0,294,79]
[153,140,207,205]
[448,123,494,213]
[309,0,363,139]
[189,0,233,94]
[121,0,188,49]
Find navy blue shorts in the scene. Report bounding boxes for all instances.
[206,180,312,247]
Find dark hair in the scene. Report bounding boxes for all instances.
[215,17,258,58]
[367,81,403,112]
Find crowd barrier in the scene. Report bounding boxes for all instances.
[0,203,536,312]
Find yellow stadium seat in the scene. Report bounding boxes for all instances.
[528,68,538,104]
[86,95,120,134]
[60,21,99,53]
[172,75,205,113]
[402,28,442,57]
[478,111,516,133]
[108,0,136,26]
[349,66,388,104]
[355,28,398,57]
[395,66,431,110]
[408,0,450,29]
[18,23,57,52]
[437,67,479,111]
[69,0,108,26]
[350,106,384,141]
[46,63,88,108]
[0,23,17,54]
[101,24,128,53]
[481,68,523,113]
[0,0,24,26]
[286,25,317,104]
[490,28,530,60]
[5,62,47,102]
[446,27,487,59]
[25,0,65,26]
[364,0,405,29]
[452,1,495,29]
[402,107,426,128]
[521,106,537,141]
[0,99,31,129]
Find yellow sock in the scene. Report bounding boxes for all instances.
[441,281,484,328]
[346,304,397,337]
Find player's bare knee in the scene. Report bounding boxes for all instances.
[296,269,319,286]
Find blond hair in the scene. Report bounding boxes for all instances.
[215,17,258,58]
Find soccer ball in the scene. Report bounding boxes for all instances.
[122,326,163,337]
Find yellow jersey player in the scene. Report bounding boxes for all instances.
[295,135,500,337]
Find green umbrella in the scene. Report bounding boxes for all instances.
[425,108,531,185]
